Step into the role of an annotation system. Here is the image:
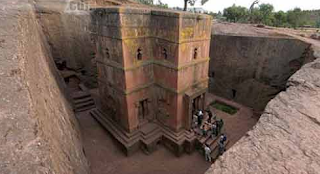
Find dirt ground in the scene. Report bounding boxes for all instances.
[77,111,211,174]
[75,90,259,174]
[206,94,260,147]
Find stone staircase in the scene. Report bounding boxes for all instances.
[196,132,229,160]
[210,139,229,161]
[90,107,229,159]
[194,116,229,161]
[72,84,95,112]
[90,108,197,156]
[90,109,163,156]
[157,122,197,155]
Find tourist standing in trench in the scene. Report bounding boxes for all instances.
[211,123,217,138]
[198,110,204,126]
[204,144,212,162]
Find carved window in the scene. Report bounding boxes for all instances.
[137,48,142,60]
[138,99,149,121]
[162,48,168,59]
[232,89,237,99]
[105,48,110,59]
[81,70,87,75]
[193,48,198,59]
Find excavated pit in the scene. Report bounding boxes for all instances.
[2,1,320,174]
[33,6,320,174]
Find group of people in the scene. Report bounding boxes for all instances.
[192,109,224,140]
[192,109,227,162]
[204,133,227,162]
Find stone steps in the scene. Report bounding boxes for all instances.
[199,134,211,145]
[90,109,198,156]
[72,92,91,100]
[210,139,230,161]
[91,109,163,154]
[92,112,129,145]
[195,133,229,161]
[91,109,140,147]
[76,105,96,112]
[72,83,96,112]
[196,130,224,146]
[74,97,93,105]
[75,100,94,108]
[206,135,219,146]
[140,123,162,144]
[160,126,193,145]
[72,89,95,112]
[157,121,196,144]
[94,110,141,140]
[74,97,95,112]
[194,114,227,159]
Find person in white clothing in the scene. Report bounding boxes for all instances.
[204,144,212,162]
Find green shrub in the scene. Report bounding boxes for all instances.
[210,101,238,115]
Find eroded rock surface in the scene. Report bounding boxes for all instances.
[0,1,88,174]
[209,26,315,111]
[206,45,320,174]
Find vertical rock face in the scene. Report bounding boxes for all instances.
[0,1,88,174]
[209,34,313,111]
[35,0,96,87]
[37,9,93,70]
[206,45,320,174]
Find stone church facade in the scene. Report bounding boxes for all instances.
[91,7,211,155]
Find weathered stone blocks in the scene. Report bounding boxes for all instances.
[92,7,211,133]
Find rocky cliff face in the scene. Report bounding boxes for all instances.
[209,34,314,111]
[206,44,320,174]
[0,1,88,174]
[35,0,94,70]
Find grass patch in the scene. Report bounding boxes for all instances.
[210,101,238,115]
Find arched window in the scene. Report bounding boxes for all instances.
[193,48,198,59]
[105,48,110,59]
[137,48,142,60]
[162,48,168,59]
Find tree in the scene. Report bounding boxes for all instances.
[134,0,168,8]
[183,0,209,11]
[208,11,223,19]
[274,11,287,27]
[316,19,320,28]
[287,8,303,28]
[249,0,259,12]
[221,3,320,28]
[223,4,248,22]
[259,3,274,25]
[156,0,168,8]
[136,0,153,5]
[249,7,262,23]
